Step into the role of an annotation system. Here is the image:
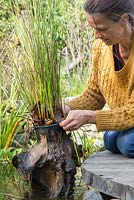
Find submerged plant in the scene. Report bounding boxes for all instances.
[9,0,64,125]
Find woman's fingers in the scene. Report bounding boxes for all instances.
[60,117,72,129]
[60,120,79,131]
[60,111,81,130]
[60,110,96,131]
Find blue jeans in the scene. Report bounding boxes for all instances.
[104,128,134,158]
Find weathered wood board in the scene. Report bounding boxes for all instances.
[82,150,134,200]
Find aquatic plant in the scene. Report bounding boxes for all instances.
[9,0,64,125]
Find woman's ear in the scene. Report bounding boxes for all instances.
[120,13,129,26]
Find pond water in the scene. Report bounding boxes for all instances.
[0,163,87,200]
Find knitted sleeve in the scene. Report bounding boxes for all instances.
[66,40,106,111]
[97,90,134,131]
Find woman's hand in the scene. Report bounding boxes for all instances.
[60,110,96,131]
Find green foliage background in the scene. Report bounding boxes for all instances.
[0,0,13,40]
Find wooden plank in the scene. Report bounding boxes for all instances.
[82,150,134,200]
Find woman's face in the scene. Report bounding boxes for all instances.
[86,12,126,46]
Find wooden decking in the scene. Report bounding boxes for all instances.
[82,150,134,200]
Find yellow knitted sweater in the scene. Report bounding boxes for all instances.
[66,35,134,131]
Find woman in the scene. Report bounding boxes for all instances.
[60,0,134,157]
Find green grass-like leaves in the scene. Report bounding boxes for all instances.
[10,0,64,125]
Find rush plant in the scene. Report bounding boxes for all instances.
[10,0,64,125]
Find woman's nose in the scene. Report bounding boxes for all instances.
[94,30,102,39]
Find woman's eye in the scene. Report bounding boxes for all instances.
[94,28,107,32]
[100,27,108,31]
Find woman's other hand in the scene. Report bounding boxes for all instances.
[62,104,71,115]
[60,110,96,131]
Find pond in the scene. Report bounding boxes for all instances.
[0,163,87,200]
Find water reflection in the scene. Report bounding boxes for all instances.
[24,191,74,200]
[0,164,84,200]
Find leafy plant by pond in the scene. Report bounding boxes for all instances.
[0,59,26,151]
[0,88,26,150]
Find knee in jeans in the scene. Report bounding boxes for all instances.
[117,138,134,158]
[116,142,134,157]
[117,145,134,158]
[104,131,120,153]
